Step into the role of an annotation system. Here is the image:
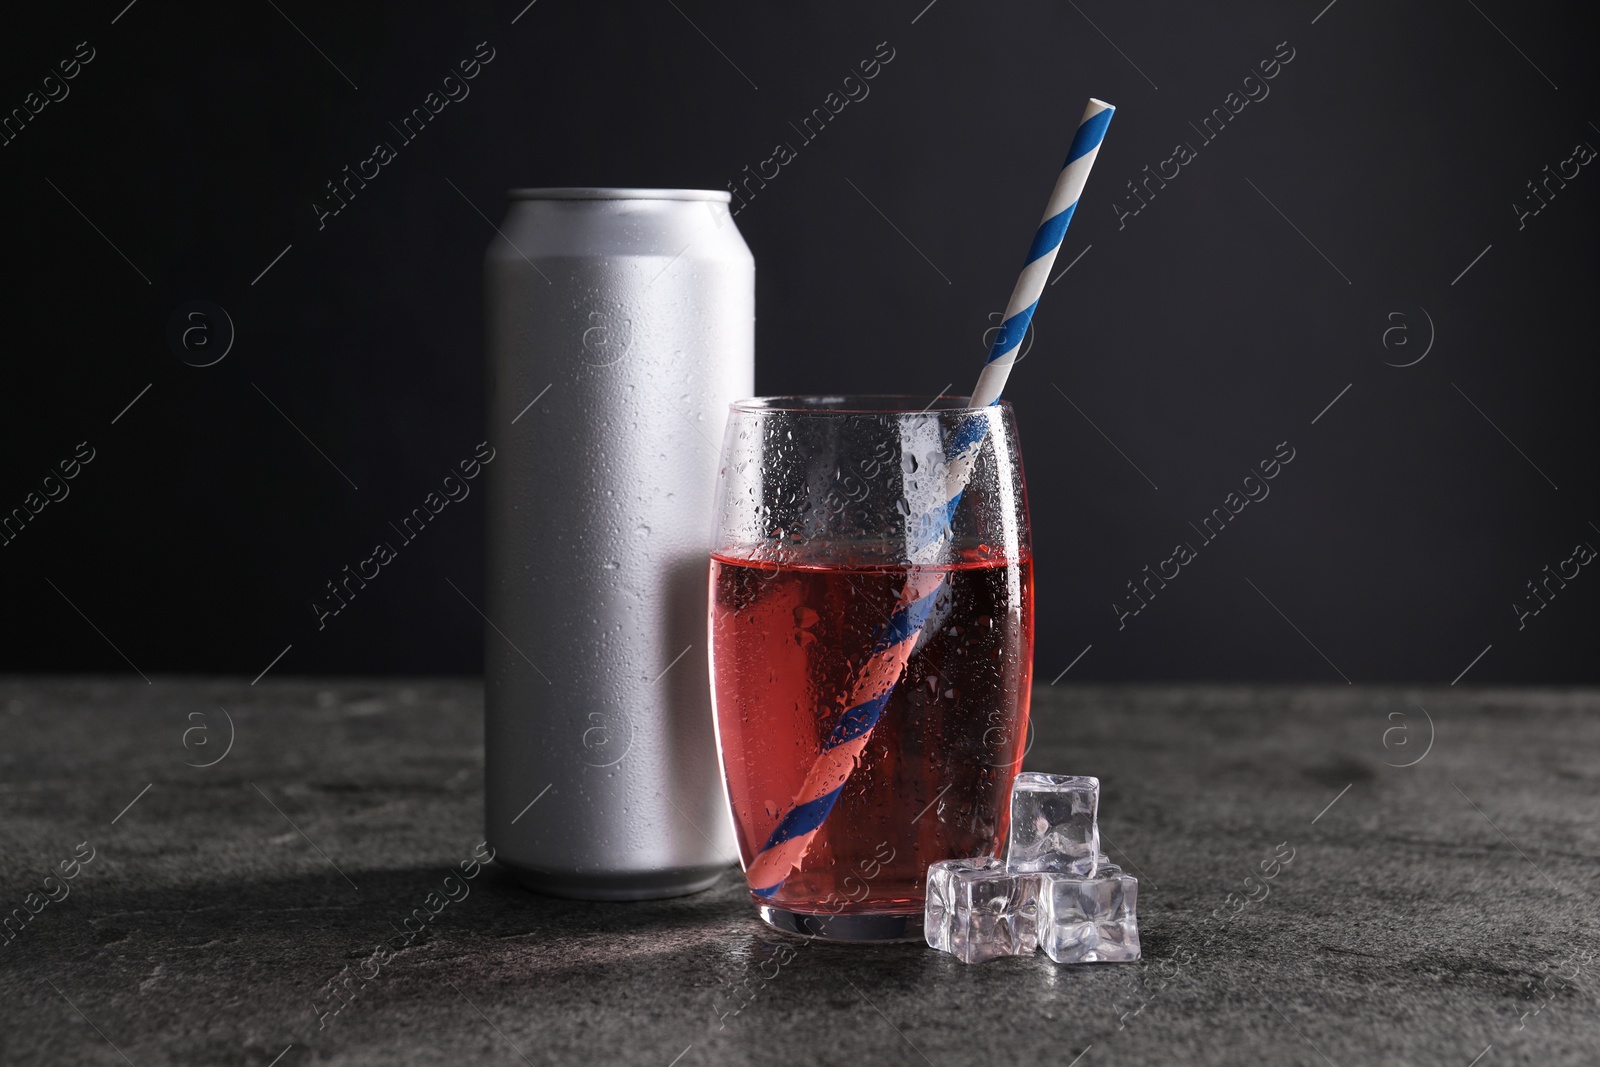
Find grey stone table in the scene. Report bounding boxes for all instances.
[2,680,1597,1066]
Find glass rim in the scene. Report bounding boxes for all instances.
[729,394,1010,415]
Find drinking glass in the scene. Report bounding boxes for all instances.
[708,395,1034,941]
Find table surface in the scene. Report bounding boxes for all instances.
[1,679,1597,1066]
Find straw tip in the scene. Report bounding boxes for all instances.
[1089,98,1116,112]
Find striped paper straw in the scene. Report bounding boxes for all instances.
[744,98,1116,899]
[971,98,1115,408]
[745,568,946,897]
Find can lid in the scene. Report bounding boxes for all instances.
[507,187,731,202]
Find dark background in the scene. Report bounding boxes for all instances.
[0,0,1593,684]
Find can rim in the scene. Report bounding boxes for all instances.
[506,187,732,202]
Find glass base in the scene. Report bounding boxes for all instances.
[758,904,924,943]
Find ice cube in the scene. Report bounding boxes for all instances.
[1037,865,1140,963]
[1006,773,1100,874]
[924,857,1039,964]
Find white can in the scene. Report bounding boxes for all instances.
[484,188,753,899]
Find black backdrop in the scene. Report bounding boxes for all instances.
[1,0,1594,683]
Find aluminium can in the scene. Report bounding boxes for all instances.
[484,188,752,900]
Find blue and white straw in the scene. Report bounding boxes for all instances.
[970,98,1115,409]
[739,99,1117,900]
